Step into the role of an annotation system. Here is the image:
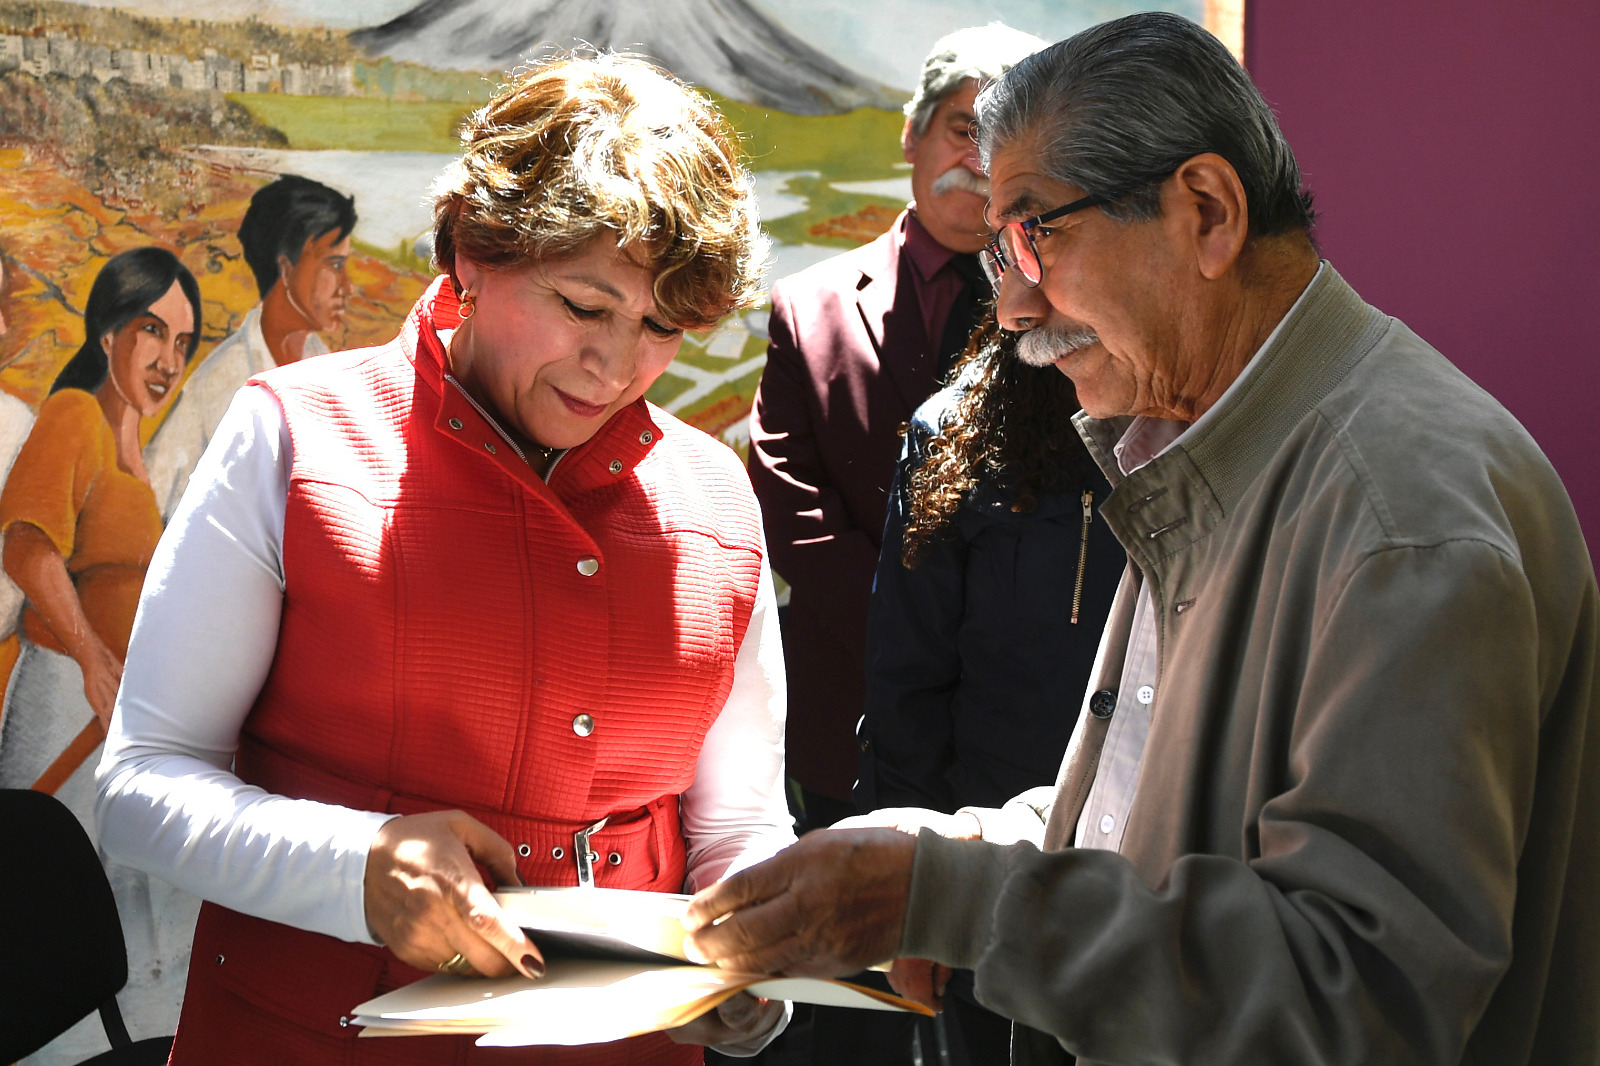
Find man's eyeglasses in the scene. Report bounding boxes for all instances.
[979,192,1108,292]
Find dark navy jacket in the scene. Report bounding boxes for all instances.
[854,382,1125,814]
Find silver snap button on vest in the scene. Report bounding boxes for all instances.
[448,418,463,430]
[551,845,565,860]
[639,430,653,445]
[576,556,599,577]
[215,954,225,965]
[517,843,531,858]
[608,852,622,866]
[339,1016,351,1028]
[609,459,623,475]
[573,713,595,737]
[484,441,497,454]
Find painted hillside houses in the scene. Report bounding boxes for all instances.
[0,33,352,95]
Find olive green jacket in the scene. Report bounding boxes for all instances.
[901,265,1600,1065]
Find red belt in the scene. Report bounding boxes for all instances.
[168,736,692,1057]
[236,733,687,890]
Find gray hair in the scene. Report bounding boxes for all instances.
[976,12,1314,235]
[905,23,1048,141]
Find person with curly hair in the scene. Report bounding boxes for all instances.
[853,318,1122,1063]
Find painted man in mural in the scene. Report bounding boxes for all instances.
[144,174,355,519]
[688,13,1600,1065]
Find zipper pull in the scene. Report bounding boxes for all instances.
[1072,489,1093,624]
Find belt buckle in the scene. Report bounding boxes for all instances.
[572,816,609,888]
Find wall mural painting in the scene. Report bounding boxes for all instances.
[0,0,1240,1058]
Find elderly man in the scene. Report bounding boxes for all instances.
[748,23,1044,829]
[688,13,1600,1065]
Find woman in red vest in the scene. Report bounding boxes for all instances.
[95,55,793,1064]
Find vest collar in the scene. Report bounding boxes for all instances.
[401,275,664,496]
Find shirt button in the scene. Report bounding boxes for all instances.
[572,714,595,737]
[576,556,599,576]
[1136,685,1155,705]
[639,430,653,445]
[609,459,623,474]
[1099,814,1115,834]
[448,418,463,430]
[1089,689,1117,718]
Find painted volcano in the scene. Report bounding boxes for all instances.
[350,0,905,115]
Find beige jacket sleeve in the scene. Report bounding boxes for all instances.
[901,537,1552,1065]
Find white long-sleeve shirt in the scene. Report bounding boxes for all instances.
[96,384,795,946]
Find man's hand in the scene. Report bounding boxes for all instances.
[888,957,953,1011]
[363,810,544,980]
[667,992,786,1053]
[831,807,982,839]
[683,828,917,977]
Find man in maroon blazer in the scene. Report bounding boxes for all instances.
[749,24,1047,833]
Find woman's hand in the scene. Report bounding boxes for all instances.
[667,992,787,1054]
[363,810,545,980]
[76,631,123,732]
[2,521,122,731]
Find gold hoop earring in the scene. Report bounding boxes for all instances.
[458,289,476,322]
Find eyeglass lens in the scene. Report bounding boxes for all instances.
[999,224,1043,286]
[979,248,1005,293]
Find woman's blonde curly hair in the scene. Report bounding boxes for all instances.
[432,53,769,329]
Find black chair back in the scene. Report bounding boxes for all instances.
[0,788,132,1061]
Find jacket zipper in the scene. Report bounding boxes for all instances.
[444,373,567,482]
[444,374,529,465]
[1071,489,1093,624]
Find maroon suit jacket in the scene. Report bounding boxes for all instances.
[749,211,947,801]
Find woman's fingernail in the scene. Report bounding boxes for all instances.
[521,955,545,978]
[682,936,709,964]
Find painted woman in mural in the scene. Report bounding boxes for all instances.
[0,246,198,789]
[97,55,794,1063]
[0,246,205,1061]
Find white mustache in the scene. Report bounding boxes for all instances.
[1016,323,1101,367]
[931,166,990,197]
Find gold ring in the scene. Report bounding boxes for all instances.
[437,952,475,977]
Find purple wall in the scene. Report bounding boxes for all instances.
[1246,0,1600,553]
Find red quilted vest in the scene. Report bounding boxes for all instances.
[170,279,765,1065]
